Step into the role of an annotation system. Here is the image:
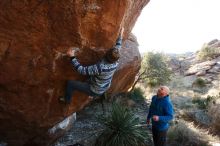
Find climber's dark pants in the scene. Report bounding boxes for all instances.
[152,126,167,146]
[65,80,99,103]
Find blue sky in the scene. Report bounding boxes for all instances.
[132,0,220,54]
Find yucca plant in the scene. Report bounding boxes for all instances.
[95,103,149,146]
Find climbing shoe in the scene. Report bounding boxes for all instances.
[88,96,94,100]
[59,96,66,103]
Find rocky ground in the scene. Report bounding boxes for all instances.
[53,97,153,146]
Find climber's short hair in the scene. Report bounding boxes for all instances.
[105,47,120,63]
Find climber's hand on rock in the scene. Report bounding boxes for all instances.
[67,47,77,57]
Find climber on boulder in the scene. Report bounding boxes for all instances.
[59,27,124,104]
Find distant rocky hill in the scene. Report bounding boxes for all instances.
[168,39,220,88]
[168,52,196,75]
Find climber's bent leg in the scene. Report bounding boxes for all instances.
[64,80,95,103]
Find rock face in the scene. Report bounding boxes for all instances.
[184,56,220,88]
[208,39,220,49]
[0,0,149,145]
[168,53,196,75]
[185,60,217,76]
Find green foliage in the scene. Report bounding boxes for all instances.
[197,44,220,60]
[128,87,145,101]
[192,98,208,109]
[95,103,149,146]
[192,94,218,110]
[140,52,172,86]
[147,79,158,87]
[193,78,206,87]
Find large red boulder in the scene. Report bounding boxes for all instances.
[0,0,149,145]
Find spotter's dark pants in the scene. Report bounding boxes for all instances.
[152,126,167,146]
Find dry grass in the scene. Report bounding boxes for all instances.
[182,108,212,126]
[208,99,220,134]
[168,120,219,146]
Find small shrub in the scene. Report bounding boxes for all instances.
[147,79,158,87]
[192,98,208,109]
[197,44,220,60]
[140,52,172,86]
[193,78,206,87]
[192,95,216,110]
[95,103,149,146]
[128,87,145,101]
[168,120,218,146]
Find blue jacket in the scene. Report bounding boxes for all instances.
[147,95,174,131]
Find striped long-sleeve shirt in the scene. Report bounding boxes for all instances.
[70,36,122,95]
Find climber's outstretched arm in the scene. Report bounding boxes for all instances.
[66,48,101,76]
[115,27,124,49]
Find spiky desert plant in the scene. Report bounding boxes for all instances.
[95,103,149,146]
